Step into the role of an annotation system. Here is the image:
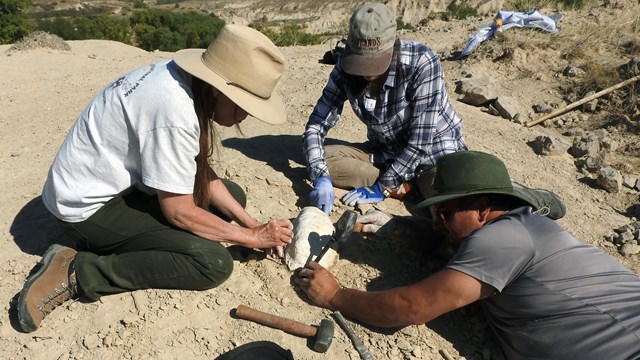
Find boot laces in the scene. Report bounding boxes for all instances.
[36,273,78,316]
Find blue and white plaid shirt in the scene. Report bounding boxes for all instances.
[303,39,467,189]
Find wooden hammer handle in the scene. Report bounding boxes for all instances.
[236,305,317,338]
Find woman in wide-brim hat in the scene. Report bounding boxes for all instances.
[17,25,294,333]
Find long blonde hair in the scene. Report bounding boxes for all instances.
[191,76,215,209]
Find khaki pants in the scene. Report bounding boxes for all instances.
[325,144,380,189]
[325,144,436,201]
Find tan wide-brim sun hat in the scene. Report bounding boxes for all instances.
[173,25,286,125]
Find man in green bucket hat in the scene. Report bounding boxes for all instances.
[295,150,640,359]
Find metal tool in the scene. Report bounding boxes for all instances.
[235,304,334,353]
[313,210,357,264]
[332,311,375,360]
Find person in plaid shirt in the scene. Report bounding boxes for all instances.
[304,2,466,214]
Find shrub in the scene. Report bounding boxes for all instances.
[0,0,33,44]
[432,3,478,21]
[396,18,414,31]
[447,4,478,20]
[253,22,323,46]
[132,0,147,9]
[248,15,272,32]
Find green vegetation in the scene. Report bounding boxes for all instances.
[259,23,322,46]
[396,18,414,31]
[431,3,478,21]
[250,18,323,46]
[130,9,224,51]
[0,0,33,44]
[131,0,147,9]
[28,6,110,20]
[32,9,224,51]
[37,16,131,43]
[447,4,478,20]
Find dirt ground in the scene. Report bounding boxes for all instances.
[1,3,639,359]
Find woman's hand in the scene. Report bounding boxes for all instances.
[250,219,293,250]
[265,246,286,259]
[293,262,341,309]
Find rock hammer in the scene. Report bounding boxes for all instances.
[235,304,334,353]
[312,210,358,264]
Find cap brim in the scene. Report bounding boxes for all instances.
[341,46,393,77]
[173,49,287,125]
[411,189,533,212]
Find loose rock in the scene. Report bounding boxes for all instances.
[531,135,570,156]
[494,96,518,120]
[454,77,501,106]
[596,167,622,193]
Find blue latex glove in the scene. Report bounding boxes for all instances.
[342,182,386,206]
[309,176,335,214]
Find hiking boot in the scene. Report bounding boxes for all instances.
[512,182,567,220]
[18,244,80,333]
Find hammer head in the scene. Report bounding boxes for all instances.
[313,318,334,353]
[333,210,357,244]
[312,210,358,264]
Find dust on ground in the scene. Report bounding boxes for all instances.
[1,2,640,359]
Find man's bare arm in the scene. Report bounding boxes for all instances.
[295,262,494,328]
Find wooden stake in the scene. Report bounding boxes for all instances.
[525,74,640,127]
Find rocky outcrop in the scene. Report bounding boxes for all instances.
[194,0,504,33]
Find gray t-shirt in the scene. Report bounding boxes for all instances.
[448,207,640,359]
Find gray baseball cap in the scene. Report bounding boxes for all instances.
[343,2,397,77]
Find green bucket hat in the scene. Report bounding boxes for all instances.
[413,150,532,210]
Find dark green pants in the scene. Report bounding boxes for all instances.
[58,180,245,300]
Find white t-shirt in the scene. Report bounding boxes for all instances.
[42,60,200,222]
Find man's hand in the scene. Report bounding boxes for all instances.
[357,209,393,233]
[342,181,386,206]
[310,176,335,214]
[293,262,341,309]
[251,219,293,250]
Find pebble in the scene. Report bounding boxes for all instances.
[82,334,101,349]
[620,243,640,256]
[412,346,422,357]
[400,326,417,337]
[397,338,413,351]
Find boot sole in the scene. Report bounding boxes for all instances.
[17,244,65,333]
